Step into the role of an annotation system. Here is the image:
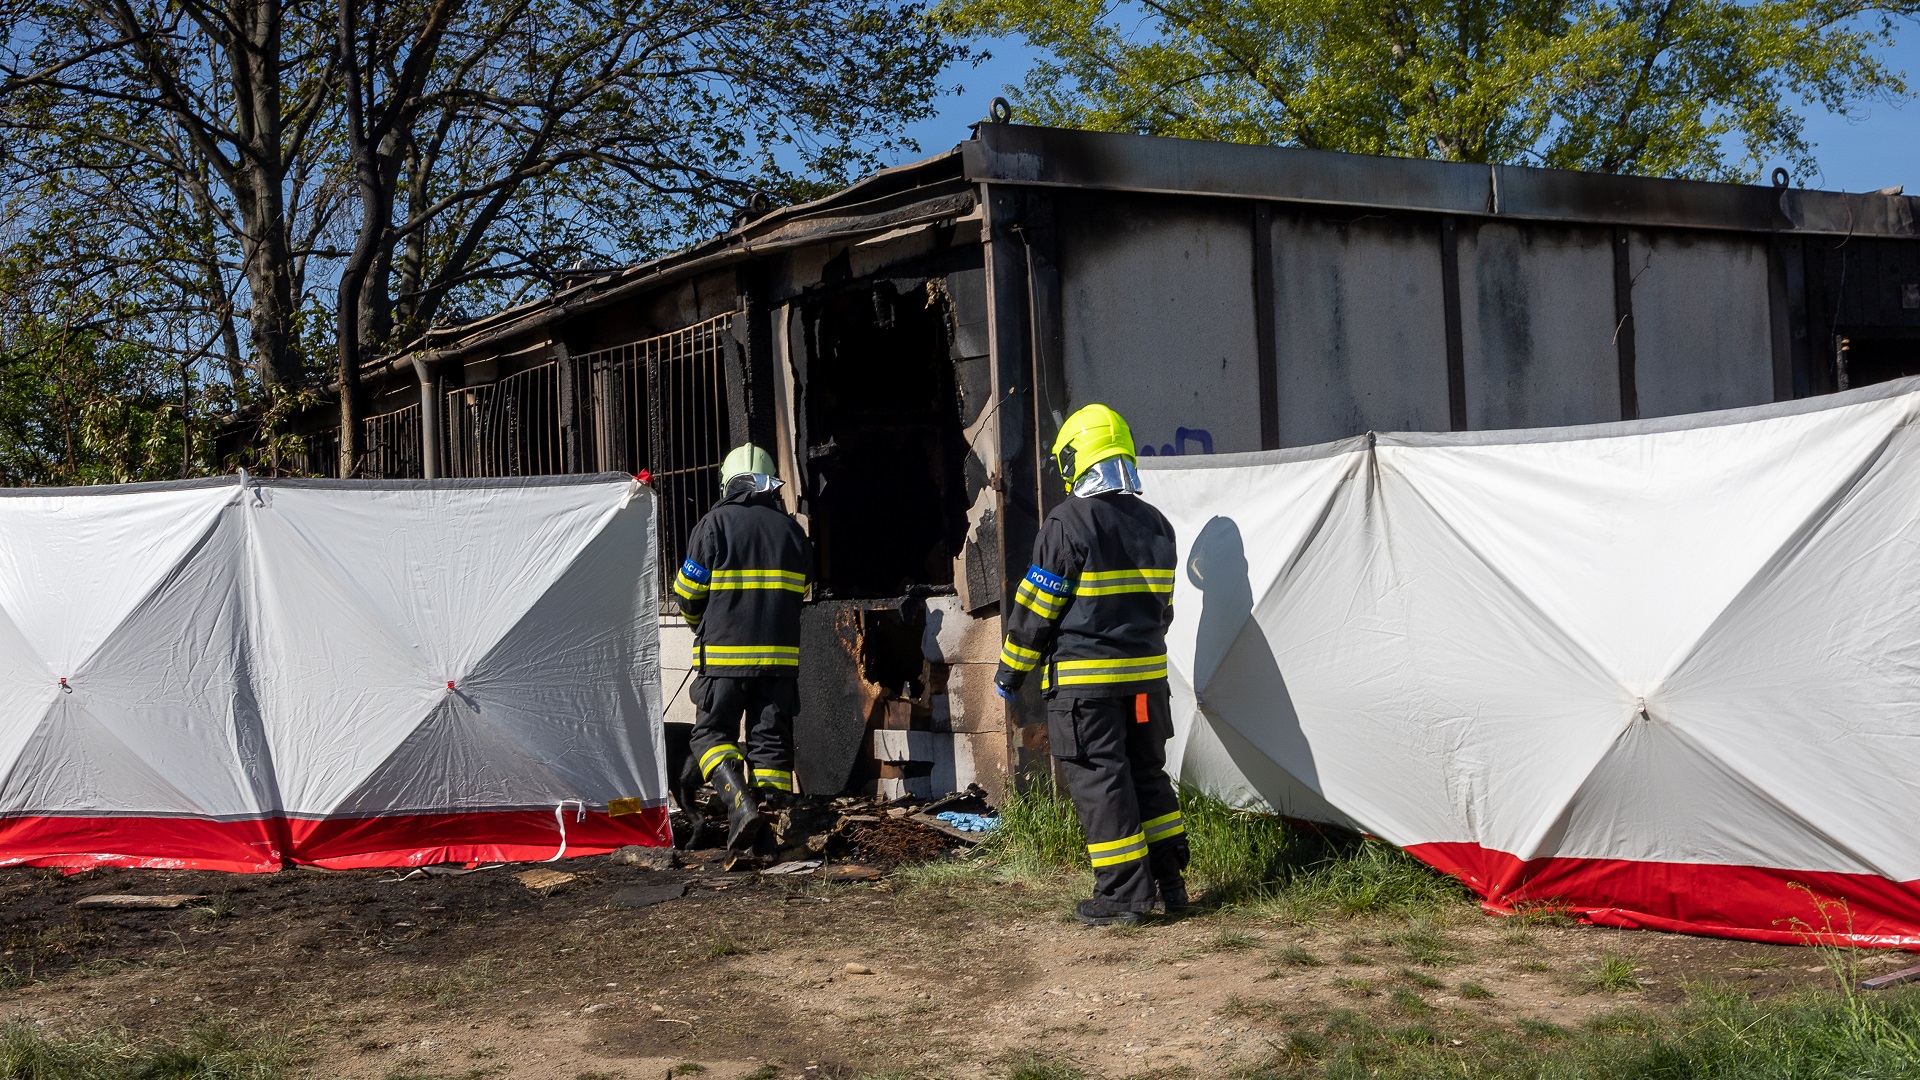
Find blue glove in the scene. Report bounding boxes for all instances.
[995,682,1014,701]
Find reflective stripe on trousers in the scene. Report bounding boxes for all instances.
[698,742,745,778]
[752,767,794,791]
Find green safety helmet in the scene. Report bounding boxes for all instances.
[719,443,781,492]
[1050,404,1136,491]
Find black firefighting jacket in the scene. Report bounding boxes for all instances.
[995,491,1176,699]
[673,484,812,677]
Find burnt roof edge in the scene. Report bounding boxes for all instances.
[427,145,967,345]
[374,166,976,376]
[379,124,1918,376]
[963,124,1918,238]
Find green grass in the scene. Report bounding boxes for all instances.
[1267,830,1471,920]
[1003,1051,1086,1080]
[1458,981,1495,1000]
[389,957,500,1008]
[1276,945,1323,967]
[1388,988,1433,1016]
[1398,968,1445,990]
[1178,787,1290,901]
[1394,919,1456,966]
[975,775,1088,874]
[1229,980,1920,1079]
[1584,1009,1659,1035]
[1207,929,1259,951]
[1579,951,1643,993]
[1221,995,1282,1020]
[1515,1017,1568,1040]
[1497,925,1538,947]
[1505,903,1578,927]
[0,1021,299,1079]
[977,781,1472,920]
[1335,976,1374,996]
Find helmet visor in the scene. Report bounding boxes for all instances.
[724,472,785,494]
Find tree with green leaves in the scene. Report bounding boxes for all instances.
[1,0,962,476]
[941,0,1919,181]
[0,252,207,485]
[326,0,961,472]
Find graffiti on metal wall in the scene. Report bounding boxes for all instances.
[1136,427,1214,457]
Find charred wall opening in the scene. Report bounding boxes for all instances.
[1839,332,1920,388]
[800,279,971,598]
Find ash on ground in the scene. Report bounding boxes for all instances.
[670,786,992,870]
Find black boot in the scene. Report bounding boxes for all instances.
[708,761,765,854]
[1158,877,1191,918]
[1074,898,1145,927]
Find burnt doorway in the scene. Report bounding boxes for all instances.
[801,279,971,597]
[1838,331,1920,390]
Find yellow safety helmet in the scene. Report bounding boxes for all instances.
[1050,404,1135,491]
[719,443,780,491]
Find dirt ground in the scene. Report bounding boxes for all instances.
[4,837,1915,1080]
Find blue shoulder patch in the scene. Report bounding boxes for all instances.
[1024,564,1068,595]
[679,557,711,583]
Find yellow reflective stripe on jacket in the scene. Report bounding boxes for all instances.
[680,610,702,628]
[1045,653,1169,688]
[699,743,745,778]
[1000,638,1042,673]
[753,768,794,791]
[1015,577,1068,619]
[709,568,807,593]
[1086,831,1148,867]
[1073,568,1175,596]
[1143,810,1185,842]
[701,644,800,668]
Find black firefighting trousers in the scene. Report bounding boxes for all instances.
[1048,688,1189,911]
[689,675,799,793]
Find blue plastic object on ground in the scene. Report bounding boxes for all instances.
[935,811,1001,833]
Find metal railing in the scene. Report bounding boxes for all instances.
[443,361,575,478]
[580,314,733,599]
[360,405,421,479]
[340,314,732,598]
[291,429,341,478]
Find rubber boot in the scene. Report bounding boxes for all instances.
[1074,898,1145,927]
[1158,877,1191,918]
[708,761,765,854]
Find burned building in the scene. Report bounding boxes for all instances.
[290,119,1920,799]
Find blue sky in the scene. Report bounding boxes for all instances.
[899,30,1920,194]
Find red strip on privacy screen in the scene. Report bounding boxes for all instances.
[0,806,669,872]
[1409,841,1920,950]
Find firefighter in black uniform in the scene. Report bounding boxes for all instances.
[673,443,812,855]
[995,404,1189,926]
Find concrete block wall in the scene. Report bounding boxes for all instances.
[658,617,697,726]
[866,596,1009,802]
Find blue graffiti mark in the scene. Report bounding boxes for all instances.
[1136,427,1215,457]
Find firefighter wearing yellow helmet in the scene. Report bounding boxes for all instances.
[671,443,812,858]
[995,404,1188,925]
